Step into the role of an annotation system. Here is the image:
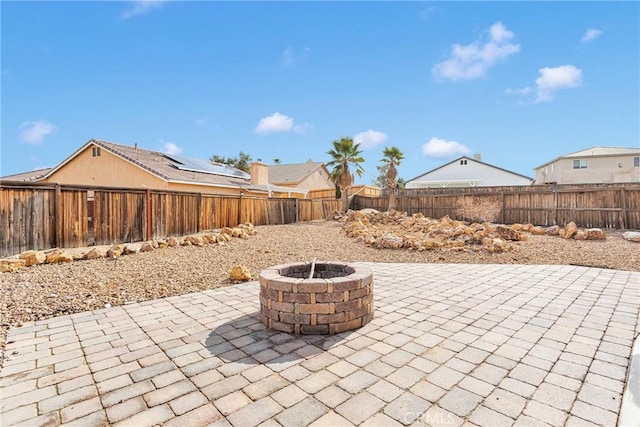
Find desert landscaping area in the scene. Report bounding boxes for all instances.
[1,211,639,351]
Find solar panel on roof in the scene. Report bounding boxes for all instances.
[164,154,250,179]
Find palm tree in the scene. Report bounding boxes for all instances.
[381,146,404,211]
[326,137,365,212]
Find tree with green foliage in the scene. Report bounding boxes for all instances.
[326,137,365,212]
[380,146,404,211]
[273,158,281,164]
[209,151,253,172]
[373,164,407,188]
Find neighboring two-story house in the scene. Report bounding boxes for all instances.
[534,146,640,185]
[406,155,533,189]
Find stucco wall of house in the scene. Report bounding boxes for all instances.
[535,155,640,184]
[42,145,271,196]
[408,159,532,188]
[274,170,333,190]
[299,170,333,190]
[43,146,169,189]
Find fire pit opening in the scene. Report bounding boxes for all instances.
[259,261,374,335]
[279,262,355,279]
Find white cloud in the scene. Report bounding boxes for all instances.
[19,120,55,145]
[293,123,312,135]
[420,5,436,19]
[432,22,521,81]
[354,130,388,150]
[422,137,471,158]
[122,0,165,20]
[505,87,533,96]
[282,46,310,66]
[535,65,583,103]
[581,29,603,44]
[161,142,182,155]
[255,112,293,134]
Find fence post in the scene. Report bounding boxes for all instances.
[295,199,299,223]
[620,187,627,229]
[197,193,202,232]
[431,195,435,218]
[280,200,285,225]
[145,189,152,240]
[552,188,558,226]
[238,192,242,226]
[55,184,62,247]
[500,192,505,224]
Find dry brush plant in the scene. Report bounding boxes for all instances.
[455,197,502,223]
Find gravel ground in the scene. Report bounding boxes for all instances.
[1,220,638,351]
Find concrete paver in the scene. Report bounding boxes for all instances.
[1,263,638,426]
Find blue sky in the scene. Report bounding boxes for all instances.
[2,1,639,185]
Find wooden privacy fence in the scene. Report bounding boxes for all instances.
[0,185,89,256]
[353,183,640,230]
[0,183,342,257]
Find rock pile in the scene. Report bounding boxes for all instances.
[0,223,256,273]
[340,210,607,253]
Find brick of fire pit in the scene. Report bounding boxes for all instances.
[258,262,374,335]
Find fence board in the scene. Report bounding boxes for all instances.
[60,190,88,249]
[94,190,145,245]
[298,199,341,221]
[0,188,55,256]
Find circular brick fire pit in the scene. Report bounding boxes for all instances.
[259,262,374,335]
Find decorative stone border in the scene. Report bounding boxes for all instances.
[259,262,374,334]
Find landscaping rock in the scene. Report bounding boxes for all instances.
[623,231,640,242]
[140,242,154,252]
[574,230,588,240]
[46,250,73,264]
[167,237,179,247]
[375,234,404,249]
[107,245,124,258]
[546,225,560,236]
[1,259,26,273]
[229,264,252,281]
[19,250,46,266]
[496,225,523,241]
[84,248,107,260]
[123,244,140,255]
[530,226,547,235]
[184,236,204,247]
[586,229,606,240]
[560,222,578,239]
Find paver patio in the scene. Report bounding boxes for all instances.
[1,263,638,426]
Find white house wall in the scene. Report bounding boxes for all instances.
[535,155,640,184]
[407,159,532,188]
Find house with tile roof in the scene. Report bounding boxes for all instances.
[534,146,640,184]
[1,139,308,197]
[406,155,533,188]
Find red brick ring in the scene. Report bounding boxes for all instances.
[259,262,374,335]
